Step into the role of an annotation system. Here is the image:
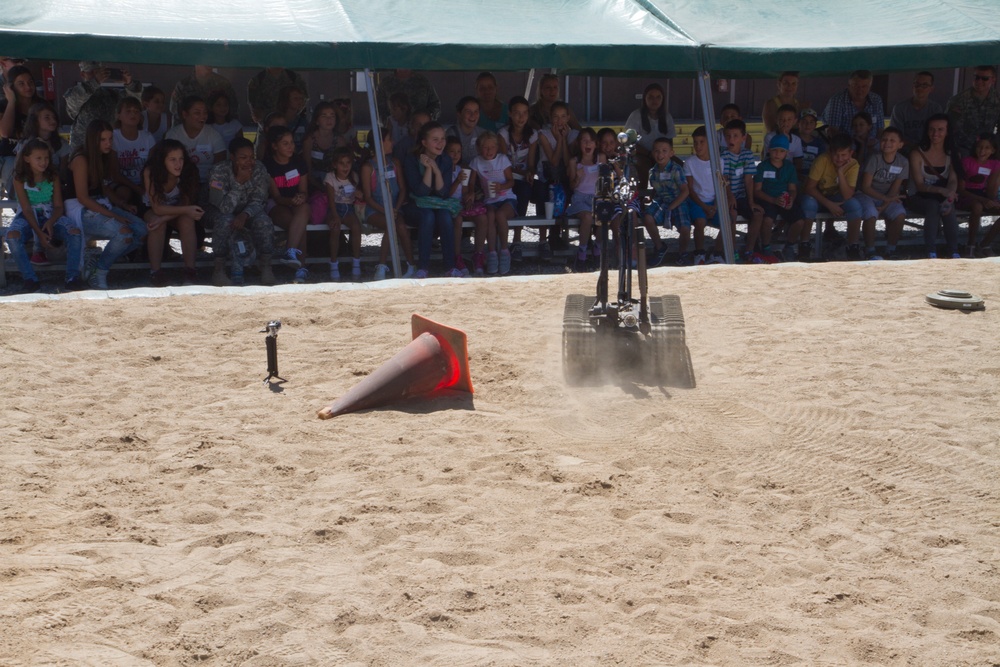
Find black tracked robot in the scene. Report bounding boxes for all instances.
[561,130,694,386]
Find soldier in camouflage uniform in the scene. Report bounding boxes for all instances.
[946,65,1000,157]
[64,61,142,149]
[247,68,308,126]
[169,66,239,124]
[205,136,276,286]
[376,69,441,120]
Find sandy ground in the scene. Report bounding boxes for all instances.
[1,260,999,666]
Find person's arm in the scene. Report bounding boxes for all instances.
[360,162,381,212]
[0,83,16,138]
[985,168,1000,210]
[762,98,778,134]
[836,162,858,200]
[567,158,580,189]
[69,155,130,221]
[323,180,342,224]
[909,151,952,199]
[63,80,99,121]
[671,181,689,209]
[122,69,142,99]
[859,170,883,201]
[243,163,270,218]
[803,176,837,212]
[393,158,407,210]
[106,154,138,211]
[13,179,50,246]
[537,132,556,165]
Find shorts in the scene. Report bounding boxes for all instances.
[486,199,516,211]
[800,193,862,220]
[854,193,905,220]
[565,192,594,216]
[646,198,691,228]
[334,203,352,218]
[730,197,753,221]
[686,199,721,228]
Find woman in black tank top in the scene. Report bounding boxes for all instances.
[908,114,959,258]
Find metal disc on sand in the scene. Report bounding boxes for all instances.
[925,289,985,311]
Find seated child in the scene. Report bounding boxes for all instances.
[797,134,863,260]
[717,104,754,153]
[720,119,761,263]
[762,104,804,169]
[796,109,827,181]
[683,126,719,265]
[641,137,686,266]
[470,131,517,275]
[959,133,1000,255]
[851,112,878,172]
[856,126,909,260]
[750,134,801,263]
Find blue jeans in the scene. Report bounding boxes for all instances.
[5,214,83,282]
[413,206,455,271]
[81,207,147,271]
[800,193,862,220]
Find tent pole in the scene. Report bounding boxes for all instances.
[524,69,536,101]
[364,68,401,279]
[697,70,735,264]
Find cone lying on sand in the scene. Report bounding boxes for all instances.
[317,315,473,419]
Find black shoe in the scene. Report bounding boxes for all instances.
[845,244,864,260]
[64,277,87,291]
[22,279,41,293]
[651,245,670,267]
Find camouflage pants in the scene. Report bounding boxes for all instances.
[210,210,275,259]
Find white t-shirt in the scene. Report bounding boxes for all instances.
[624,109,677,151]
[470,154,516,204]
[498,126,538,181]
[165,124,226,183]
[113,129,156,186]
[537,127,580,177]
[683,154,716,202]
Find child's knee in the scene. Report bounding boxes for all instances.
[68,227,81,236]
[6,230,20,240]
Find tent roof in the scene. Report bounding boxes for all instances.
[1,0,998,75]
[0,0,702,73]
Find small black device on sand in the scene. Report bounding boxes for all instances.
[261,320,287,385]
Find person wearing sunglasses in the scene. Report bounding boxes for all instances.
[946,65,1000,157]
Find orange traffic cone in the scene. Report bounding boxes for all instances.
[317,314,473,419]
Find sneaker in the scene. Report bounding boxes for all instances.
[576,246,588,263]
[181,268,197,285]
[591,243,601,258]
[446,267,465,278]
[693,252,706,266]
[455,257,471,278]
[486,251,499,274]
[88,269,109,290]
[351,263,362,280]
[30,251,50,266]
[472,251,486,276]
[950,253,961,259]
[707,253,725,264]
[865,250,883,261]
[373,264,389,281]
[750,252,766,264]
[401,263,416,279]
[330,263,341,281]
[845,244,864,261]
[510,242,523,261]
[540,242,552,260]
[414,269,429,279]
[150,269,169,288]
[885,248,901,260]
[282,247,302,268]
[928,252,938,259]
[499,249,512,275]
[675,251,691,267]
[293,267,309,284]
[230,269,245,286]
[762,252,780,264]
[64,277,86,292]
[798,243,812,262]
[22,278,41,293]
[653,246,671,267]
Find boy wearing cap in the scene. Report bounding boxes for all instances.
[750,134,801,262]
[762,104,804,169]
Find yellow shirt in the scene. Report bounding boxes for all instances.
[808,153,859,198]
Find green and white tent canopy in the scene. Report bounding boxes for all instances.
[1,0,997,74]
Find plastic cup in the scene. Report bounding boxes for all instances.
[460,168,471,186]
[544,202,555,218]
[488,181,497,198]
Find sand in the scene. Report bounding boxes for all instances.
[1,260,999,666]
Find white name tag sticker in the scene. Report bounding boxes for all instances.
[888,166,903,175]
[311,150,325,160]
[763,170,776,179]
[343,184,355,195]
[806,146,819,154]
[285,169,300,180]
[385,169,396,179]
[658,171,669,181]
[196,144,211,153]
[979,166,992,176]
[735,167,744,177]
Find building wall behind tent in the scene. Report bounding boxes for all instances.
[38,62,978,129]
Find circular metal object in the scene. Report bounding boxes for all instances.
[925,289,985,311]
